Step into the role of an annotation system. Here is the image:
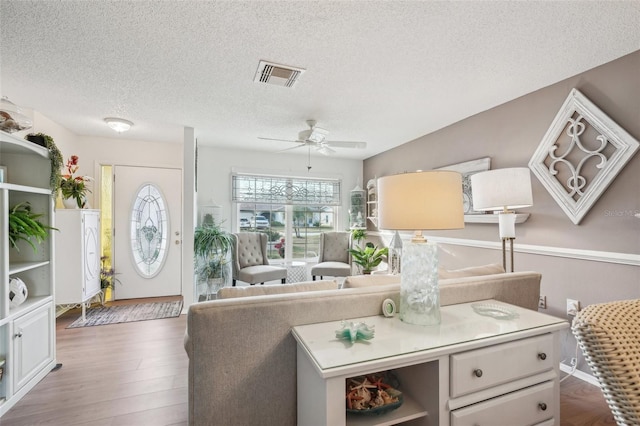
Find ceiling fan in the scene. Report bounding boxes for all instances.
[259,119,367,155]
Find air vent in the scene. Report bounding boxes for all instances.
[254,60,305,88]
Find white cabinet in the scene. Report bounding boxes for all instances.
[12,303,54,392]
[0,130,56,416]
[293,301,568,426]
[55,209,101,314]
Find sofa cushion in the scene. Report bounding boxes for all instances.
[311,261,351,278]
[237,265,286,283]
[342,274,400,288]
[217,280,338,299]
[438,263,505,279]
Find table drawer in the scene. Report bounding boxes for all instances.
[451,380,555,426]
[451,334,553,397]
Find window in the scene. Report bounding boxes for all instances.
[130,183,169,278]
[232,174,341,261]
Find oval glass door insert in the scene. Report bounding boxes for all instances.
[130,183,169,278]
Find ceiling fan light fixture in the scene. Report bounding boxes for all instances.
[104,117,133,133]
[307,127,328,143]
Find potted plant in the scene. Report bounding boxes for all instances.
[8,202,57,252]
[194,219,233,298]
[349,242,389,274]
[59,155,92,208]
[24,132,63,197]
[350,229,367,246]
[99,256,121,305]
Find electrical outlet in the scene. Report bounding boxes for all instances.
[567,299,580,316]
[538,295,547,309]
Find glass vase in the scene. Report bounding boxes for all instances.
[400,240,440,325]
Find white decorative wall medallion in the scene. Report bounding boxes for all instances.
[529,89,639,225]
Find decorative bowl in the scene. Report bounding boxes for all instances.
[0,96,32,133]
[345,372,403,416]
[346,387,403,416]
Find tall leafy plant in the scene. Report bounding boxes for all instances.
[194,220,233,282]
[8,202,56,252]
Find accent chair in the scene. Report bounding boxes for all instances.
[231,232,287,286]
[311,231,352,280]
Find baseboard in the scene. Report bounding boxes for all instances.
[560,362,600,387]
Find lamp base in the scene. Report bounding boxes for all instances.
[400,241,440,325]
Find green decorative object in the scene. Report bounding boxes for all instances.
[25,132,63,198]
[8,202,56,252]
[349,242,388,274]
[335,320,375,343]
[194,219,233,299]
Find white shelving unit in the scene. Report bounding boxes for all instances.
[366,178,377,227]
[0,130,56,417]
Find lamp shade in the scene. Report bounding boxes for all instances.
[471,167,533,211]
[377,171,464,231]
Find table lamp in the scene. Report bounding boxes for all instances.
[377,171,464,325]
[470,167,533,272]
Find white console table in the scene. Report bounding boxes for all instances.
[292,300,568,426]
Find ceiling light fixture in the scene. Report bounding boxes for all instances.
[104,117,133,133]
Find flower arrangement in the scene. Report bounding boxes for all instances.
[59,155,92,208]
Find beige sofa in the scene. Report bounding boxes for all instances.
[184,271,541,426]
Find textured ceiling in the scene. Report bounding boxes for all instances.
[1,1,639,160]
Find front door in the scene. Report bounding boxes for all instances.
[113,166,182,299]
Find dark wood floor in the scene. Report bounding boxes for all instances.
[2,297,615,425]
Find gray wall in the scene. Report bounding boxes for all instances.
[364,51,640,375]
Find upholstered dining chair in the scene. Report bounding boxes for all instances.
[231,232,286,286]
[571,299,640,425]
[311,231,352,280]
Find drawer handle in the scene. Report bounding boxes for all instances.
[537,352,547,360]
[473,369,483,378]
[15,332,23,338]
[539,402,547,411]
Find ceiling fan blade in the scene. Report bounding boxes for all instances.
[277,143,307,153]
[258,137,302,143]
[316,144,335,156]
[325,141,367,149]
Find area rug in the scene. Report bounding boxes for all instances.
[66,300,183,328]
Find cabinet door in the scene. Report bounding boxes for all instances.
[82,212,101,299]
[13,303,54,391]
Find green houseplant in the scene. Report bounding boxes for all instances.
[350,228,367,245]
[194,219,233,298]
[25,132,63,198]
[99,255,121,305]
[349,242,388,274]
[8,202,56,252]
